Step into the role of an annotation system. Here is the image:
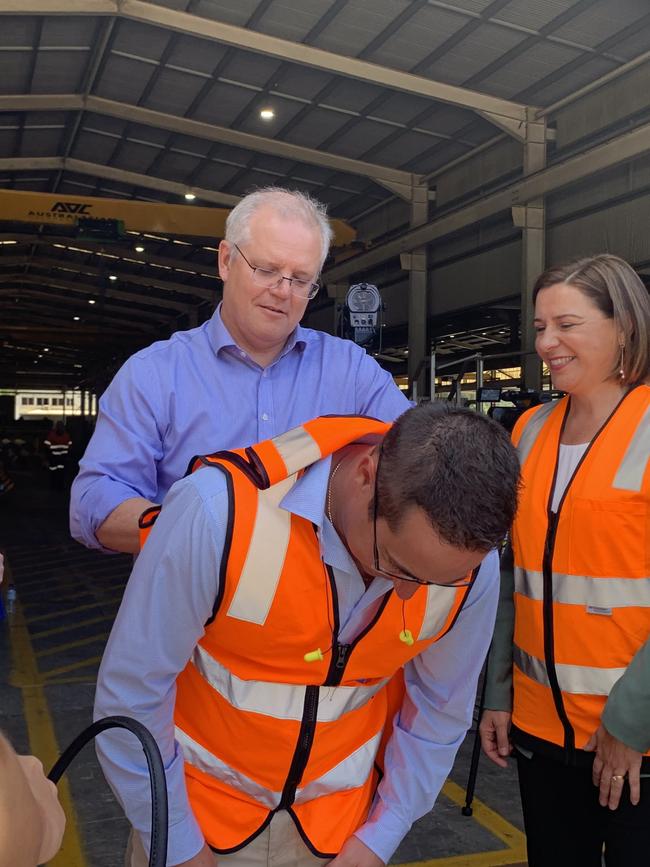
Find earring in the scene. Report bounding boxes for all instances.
[619,343,625,380]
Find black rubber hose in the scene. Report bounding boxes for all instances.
[48,715,168,867]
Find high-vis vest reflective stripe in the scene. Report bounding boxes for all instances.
[510,386,650,755]
[168,416,474,855]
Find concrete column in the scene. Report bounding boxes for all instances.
[515,108,547,391]
[404,179,429,397]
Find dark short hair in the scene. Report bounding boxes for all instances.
[375,403,519,551]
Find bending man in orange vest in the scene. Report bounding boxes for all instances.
[95,403,520,867]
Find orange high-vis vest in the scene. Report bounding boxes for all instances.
[510,385,650,758]
[149,416,474,855]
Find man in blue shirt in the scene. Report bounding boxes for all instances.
[70,187,409,554]
[95,404,520,867]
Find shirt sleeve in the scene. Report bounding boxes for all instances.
[93,469,229,865]
[353,349,412,420]
[354,550,500,863]
[601,636,650,753]
[69,354,164,551]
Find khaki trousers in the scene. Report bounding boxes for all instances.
[126,810,332,867]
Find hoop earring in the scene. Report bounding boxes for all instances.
[619,344,625,381]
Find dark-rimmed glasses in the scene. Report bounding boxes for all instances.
[234,244,320,300]
[372,445,474,588]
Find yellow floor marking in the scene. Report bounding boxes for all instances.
[42,655,104,679]
[396,781,527,867]
[32,614,115,639]
[26,594,123,624]
[43,675,102,687]
[36,633,110,658]
[9,600,87,867]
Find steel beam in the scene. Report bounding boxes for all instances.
[0,284,170,322]
[0,264,193,312]
[0,233,218,279]
[0,94,418,199]
[1,1,529,137]
[324,120,650,282]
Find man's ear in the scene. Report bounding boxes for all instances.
[355,448,377,497]
[218,241,232,281]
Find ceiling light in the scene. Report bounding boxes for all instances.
[108,274,117,281]
[88,299,96,305]
[184,191,196,201]
[73,316,80,321]
[260,108,275,120]
[135,245,145,253]
[43,347,49,352]
[37,354,42,358]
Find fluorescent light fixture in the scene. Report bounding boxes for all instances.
[260,108,275,120]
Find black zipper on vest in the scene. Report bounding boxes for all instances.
[325,593,392,687]
[540,389,636,763]
[278,685,320,810]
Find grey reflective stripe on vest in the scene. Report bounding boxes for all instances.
[516,402,558,466]
[273,426,322,476]
[612,402,650,492]
[175,727,282,809]
[192,645,389,723]
[295,731,382,804]
[418,584,460,640]
[514,645,626,696]
[176,727,381,807]
[515,567,650,609]
[227,474,297,625]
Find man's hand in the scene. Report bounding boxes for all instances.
[479,710,512,768]
[584,724,643,810]
[330,836,385,867]
[16,754,66,865]
[174,841,215,866]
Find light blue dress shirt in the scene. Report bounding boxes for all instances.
[94,457,499,865]
[70,304,410,551]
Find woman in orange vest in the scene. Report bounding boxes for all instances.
[480,254,650,866]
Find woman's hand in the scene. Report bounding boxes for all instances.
[584,724,643,809]
[479,710,512,768]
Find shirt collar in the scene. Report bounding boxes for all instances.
[207,303,309,360]
[280,456,357,574]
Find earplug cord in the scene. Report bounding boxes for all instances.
[48,716,168,867]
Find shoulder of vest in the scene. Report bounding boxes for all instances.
[512,398,564,446]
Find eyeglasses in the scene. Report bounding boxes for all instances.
[372,446,474,589]
[234,244,320,300]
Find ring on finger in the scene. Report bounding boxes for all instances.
[610,774,625,783]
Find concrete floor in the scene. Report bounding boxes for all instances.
[1,467,527,867]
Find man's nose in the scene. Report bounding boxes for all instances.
[268,277,292,298]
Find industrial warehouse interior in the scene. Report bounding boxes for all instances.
[1,2,650,866]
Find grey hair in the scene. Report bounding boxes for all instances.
[224,187,334,272]
[532,254,650,385]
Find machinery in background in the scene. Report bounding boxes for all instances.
[337,282,384,351]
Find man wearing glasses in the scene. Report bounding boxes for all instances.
[95,403,520,867]
[70,187,409,556]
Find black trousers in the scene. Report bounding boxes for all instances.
[516,750,650,867]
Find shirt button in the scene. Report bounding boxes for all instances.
[262,413,269,421]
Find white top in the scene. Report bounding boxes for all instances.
[551,442,589,512]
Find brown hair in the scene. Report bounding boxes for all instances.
[374,403,520,552]
[532,254,650,384]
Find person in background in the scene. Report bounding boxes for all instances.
[44,420,72,491]
[95,404,520,867]
[480,254,650,866]
[70,187,409,555]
